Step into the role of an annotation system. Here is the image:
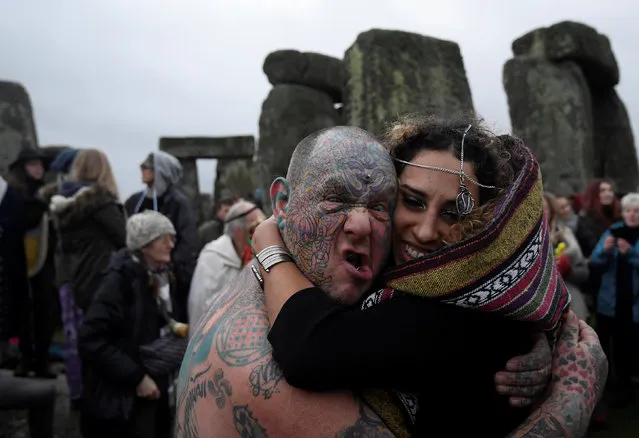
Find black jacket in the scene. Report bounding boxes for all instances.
[51,182,126,310]
[79,249,176,393]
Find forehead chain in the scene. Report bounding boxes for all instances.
[391,125,497,190]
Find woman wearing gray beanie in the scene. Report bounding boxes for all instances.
[78,210,186,438]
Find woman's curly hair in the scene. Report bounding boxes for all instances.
[382,113,519,241]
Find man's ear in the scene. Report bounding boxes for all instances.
[270,177,290,229]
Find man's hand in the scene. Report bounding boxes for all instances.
[618,238,631,254]
[507,311,608,437]
[495,333,551,407]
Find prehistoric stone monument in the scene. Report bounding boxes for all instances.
[0,81,39,176]
[503,21,638,195]
[254,30,474,213]
[343,29,474,136]
[158,135,255,223]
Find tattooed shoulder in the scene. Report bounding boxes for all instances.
[335,398,394,438]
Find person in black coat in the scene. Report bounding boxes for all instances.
[79,211,182,438]
[124,151,197,322]
[6,148,56,378]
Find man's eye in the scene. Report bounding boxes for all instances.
[326,196,341,203]
[371,204,387,212]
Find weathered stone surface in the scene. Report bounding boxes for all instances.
[257,84,341,214]
[503,57,593,194]
[343,29,474,137]
[591,88,639,193]
[214,158,255,204]
[512,21,619,88]
[159,136,255,224]
[0,81,39,176]
[263,50,343,102]
[159,136,255,159]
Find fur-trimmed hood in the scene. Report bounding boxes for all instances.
[50,184,120,228]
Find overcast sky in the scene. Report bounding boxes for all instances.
[1,0,636,199]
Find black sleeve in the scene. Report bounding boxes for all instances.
[93,203,127,249]
[78,272,146,388]
[171,196,198,279]
[268,287,498,391]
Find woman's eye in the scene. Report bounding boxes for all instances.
[402,195,425,210]
[441,210,460,222]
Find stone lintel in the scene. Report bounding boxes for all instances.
[159,136,255,159]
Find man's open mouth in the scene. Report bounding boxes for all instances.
[345,251,364,271]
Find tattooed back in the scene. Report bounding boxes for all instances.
[176,266,394,438]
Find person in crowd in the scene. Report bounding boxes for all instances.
[250,116,570,437]
[544,192,590,321]
[48,148,126,410]
[196,196,235,251]
[124,151,197,322]
[177,125,605,438]
[576,179,621,258]
[0,174,57,438]
[79,210,187,438]
[553,192,579,233]
[589,192,639,408]
[6,148,56,378]
[188,200,264,333]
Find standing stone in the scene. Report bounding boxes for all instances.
[512,21,619,88]
[257,84,341,213]
[591,88,639,193]
[215,158,255,202]
[343,29,474,136]
[263,50,344,102]
[503,58,593,194]
[0,81,39,176]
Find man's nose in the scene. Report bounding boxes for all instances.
[343,208,373,239]
[413,210,439,244]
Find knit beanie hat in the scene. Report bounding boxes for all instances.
[126,210,176,251]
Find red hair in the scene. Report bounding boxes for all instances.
[581,179,621,226]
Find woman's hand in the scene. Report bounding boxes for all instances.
[603,235,615,253]
[618,238,631,254]
[136,374,160,400]
[252,216,286,255]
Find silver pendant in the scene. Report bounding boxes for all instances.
[456,183,475,216]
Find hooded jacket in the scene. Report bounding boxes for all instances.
[187,234,242,334]
[50,181,126,310]
[124,151,197,321]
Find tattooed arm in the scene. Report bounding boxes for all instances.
[507,312,608,437]
[175,267,395,438]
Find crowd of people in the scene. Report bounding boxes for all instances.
[0,111,629,437]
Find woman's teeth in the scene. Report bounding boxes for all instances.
[405,245,426,259]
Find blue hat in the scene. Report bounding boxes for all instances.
[50,149,79,173]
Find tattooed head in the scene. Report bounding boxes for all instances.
[270,126,397,304]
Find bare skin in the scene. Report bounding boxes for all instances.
[176,127,398,437]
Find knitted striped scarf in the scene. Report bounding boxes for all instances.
[361,139,571,437]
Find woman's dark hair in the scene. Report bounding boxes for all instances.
[382,113,515,206]
[581,179,621,226]
[382,113,518,240]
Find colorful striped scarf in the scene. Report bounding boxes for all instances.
[362,138,571,437]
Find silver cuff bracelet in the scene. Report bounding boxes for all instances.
[256,245,294,272]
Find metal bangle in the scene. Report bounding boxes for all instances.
[250,264,264,288]
[256,246,293,272]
